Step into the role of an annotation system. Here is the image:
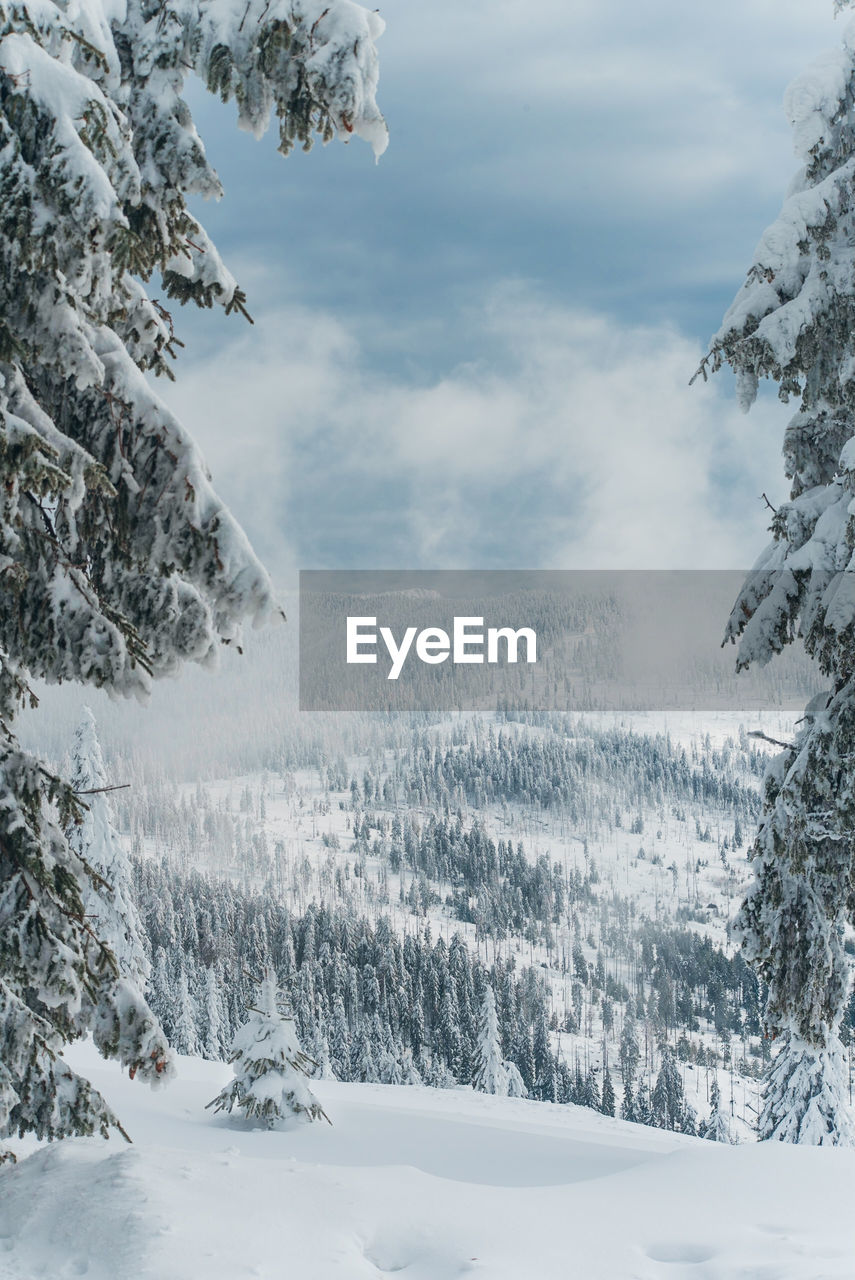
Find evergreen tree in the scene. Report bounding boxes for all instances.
[207,969,328,1127]
[532,1010,553,1100]
[148,946,176,1043]
[705,1076,734,1144]
[696,3,855,1145]
[400,1049,422,1086]
[438,988,462,1078]
[68,708,149,991]
[201,965,224,1062]
[635,1081,653,1126]
[471,986,507,1096]
[572,939,588,983]
[350,1024,377,1084]
[572,1059,585,1106]
[601,1061,616,1118]
[513,1024,536,1096]
[0,0,384,1156]
[652,1047,685,1132]
[681,1098,698,1137]
[504,1061,527,1099]
[173,963,201,1057]
[619,1005,640,1084]
[329,995,351,1081]
[583,1066,600,1112]
[377,1046,402,1086]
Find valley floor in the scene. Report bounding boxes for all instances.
[1,1042,853,1280]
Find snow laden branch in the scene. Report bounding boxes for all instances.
[0,0,386,701]
[0,0,385,1155]
[0,722,174,1154]
[698,11,855,1143]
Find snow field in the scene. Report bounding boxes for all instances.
[1,1041,853,1280]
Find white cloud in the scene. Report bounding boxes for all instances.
[161,279,788,578]
[378,0,843,210]
[178,0,850,391]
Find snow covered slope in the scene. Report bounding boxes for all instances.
[1,1042,853,1280]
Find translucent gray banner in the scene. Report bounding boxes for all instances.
[298,570,822,713]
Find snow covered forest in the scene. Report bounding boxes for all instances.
[21,653,853,1146]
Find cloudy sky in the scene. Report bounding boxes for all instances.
[159,0,844,580]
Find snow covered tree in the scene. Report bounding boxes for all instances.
[173,963,201,1057]
[532,1010,553,1100]
[207,969,328,1127]
[68,708,149,991]
[513,1024,536,1096]
[201,965,225,1061]
[703,1076,734,1144]
[695,4,855,1145]
[652,1047,685,1132]
[583,1065,600,1111]
[0,0,384,1157]
[148,945,176,1040]
[316,1034,337,1082]
[329,994,351,1080]
[601,1060,616,1118]
[635,1080,652,1126]
[472,985,507,1096]
[0,732,174,1160]
[504,1060,527,1099]
[619,1004,640,1085]
[377,1041,402,1085]
[350,1023,377,1083]
[438,987,462,1078]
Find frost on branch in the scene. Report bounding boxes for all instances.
[0,0,384,1155]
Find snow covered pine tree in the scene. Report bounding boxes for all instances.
[0,0,385,1160]
[702,1077,733,1145]
[207,969,329,1127]
[695,3,855,1143]
[471,985,506,1096]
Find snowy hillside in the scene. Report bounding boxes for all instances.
[2,1041,854,1280]
[17,695,854,1152]
[100,706,830,1140]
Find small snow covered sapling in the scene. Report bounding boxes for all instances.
[208,971,329,1128]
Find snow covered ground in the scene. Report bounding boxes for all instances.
[2,1041,854,1280]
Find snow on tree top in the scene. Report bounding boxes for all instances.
[784,44,854,159]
